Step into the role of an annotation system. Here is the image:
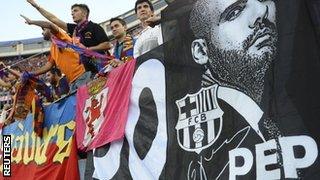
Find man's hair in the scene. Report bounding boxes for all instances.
[109,17,127,26]
[189,0,277,103]
[189,0,211,40]
[135,0,154,13]
[50,67,62,77]
[71,4,90,18]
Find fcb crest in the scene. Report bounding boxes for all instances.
[175,84,223,154]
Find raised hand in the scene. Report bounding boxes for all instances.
[0,62,6,69]
[109,59,124,68]
[20,14,33,25]
[26,0,38,7]
[145,14,161,27]
[21,71,34,83]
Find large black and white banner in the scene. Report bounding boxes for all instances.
[86,0,320,179]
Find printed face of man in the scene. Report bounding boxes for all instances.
[110,20,126,40]
[206,0,277,58]
[136,2,154,22]
[191,0,277,103]
[71,7,87,23]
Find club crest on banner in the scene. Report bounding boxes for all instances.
[82,77,109,147]
[175,84,223,154]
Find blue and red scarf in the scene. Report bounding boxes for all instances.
[73,20,89,41]
[113,34,135,63]
[51,36,114,72]
[13,72,53,136]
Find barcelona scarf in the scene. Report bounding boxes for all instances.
[13,73,52,136]
[31,95,45,136]
[113,34,135,63]
[73,20,89,39]
[51,36,114,72]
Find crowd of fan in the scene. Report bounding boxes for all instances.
[17,54,47,73]
[0,54,48,109]
[0,0,162,128]
[2,53,48,74]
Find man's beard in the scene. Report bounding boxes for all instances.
[202,16,277,104]
[204,40,276,104]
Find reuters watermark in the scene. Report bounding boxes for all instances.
[2,135,11,177]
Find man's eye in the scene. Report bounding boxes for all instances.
[225,6,244,21]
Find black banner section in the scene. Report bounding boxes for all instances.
[163,0,320,179]
[85,0,320,179]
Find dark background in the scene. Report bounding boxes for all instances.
[162,0,320,179]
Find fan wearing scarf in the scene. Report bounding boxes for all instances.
[109,17,135,68]
[46,67,70,100]
[0,67,13,89]
[27,0,112,75]
[21,15,91,91]
[0,62,21,124]
[0,62,50,137]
